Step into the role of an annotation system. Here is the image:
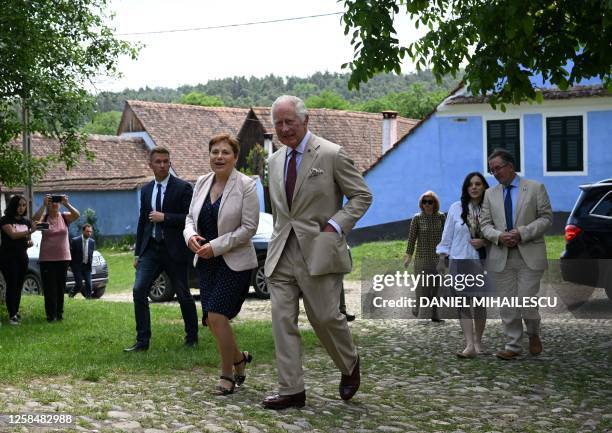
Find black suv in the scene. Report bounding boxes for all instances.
[560,179,612,302]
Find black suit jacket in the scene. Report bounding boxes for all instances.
[135,175,193,262]
[70,235,95,271]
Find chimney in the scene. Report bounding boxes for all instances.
[263,133,274,160]
[381,111,398,154]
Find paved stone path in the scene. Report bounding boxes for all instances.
[1,282,611,433]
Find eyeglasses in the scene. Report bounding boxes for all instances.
[422,200,434,205]
[488,163,508,175]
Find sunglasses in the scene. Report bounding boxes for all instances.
[422,200,434,205]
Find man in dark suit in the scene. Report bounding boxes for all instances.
[69,224,95,299]
[124,146,198,352]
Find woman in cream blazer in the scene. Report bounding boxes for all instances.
[184,133,259,395]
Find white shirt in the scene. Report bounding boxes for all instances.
[150,174,170,211]
[82,236,89,264]
[436,201,481,260]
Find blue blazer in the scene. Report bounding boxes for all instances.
[70,235,95,271]
[135,175,193,262]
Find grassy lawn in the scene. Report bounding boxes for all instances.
[101,249,134,293]
[0,296,318,383]
[100,236,566,289]
[347,235,565,280]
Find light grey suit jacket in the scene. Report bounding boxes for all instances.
[480,177,552,272]
[183,169,259,271]
[264,133,372,277]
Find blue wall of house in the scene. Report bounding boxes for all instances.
[359,107,612,230]
[33,190,139,237]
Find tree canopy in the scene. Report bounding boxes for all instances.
[305,90,351,110]
[94,70,459,112]
[0,0,138,187]
[342,0,612,107]
[179,92,224,107]
[81,111,123,135]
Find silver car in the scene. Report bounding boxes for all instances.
[0,231,109,299]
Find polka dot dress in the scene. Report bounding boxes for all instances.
[197,192,251,323]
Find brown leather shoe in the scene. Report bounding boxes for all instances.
[495,350,521,360]
[339,356,360,400]
[262,391,306,410]
[529,335,543,355]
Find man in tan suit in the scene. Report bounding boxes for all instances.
[481,148,552,360]
[262,95,372,409]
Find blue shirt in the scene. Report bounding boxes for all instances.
[284,130,341,235]
[504,175,520,221]
[284,131,311,180]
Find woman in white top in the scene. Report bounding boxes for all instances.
[436,172,490,358]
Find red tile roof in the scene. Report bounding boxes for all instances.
[4,134,151,192]
[120,100,249,182]
[446,84,610,105]
[251,107,418,173]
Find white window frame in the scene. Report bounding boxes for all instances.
[482,115,524,178]
[543,111,588,176]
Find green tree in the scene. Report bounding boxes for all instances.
[305,90,350,110]
[355,83,448,118]
[179,92,224,107]
[82,111,122,135]
[0,0,138,187]
[342,0,611,107]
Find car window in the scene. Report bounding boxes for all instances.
[590,191,612,219]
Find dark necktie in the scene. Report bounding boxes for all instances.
[154,183,162,241]
[504,185,514,231]
[285,150,298,210]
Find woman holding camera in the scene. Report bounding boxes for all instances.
[184,133,259,395]
[0,195,37,325]
[33,194,80,322]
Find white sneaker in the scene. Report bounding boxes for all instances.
[9,316,20,325]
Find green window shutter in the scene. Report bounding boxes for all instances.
[487,119,521,171]
[546,116,583,171]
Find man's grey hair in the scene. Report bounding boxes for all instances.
[487,148,516,167]
[271,95,308,124]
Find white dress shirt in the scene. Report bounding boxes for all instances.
[150,174,170,210]
[436,201,481,260]
[82,236,89,264]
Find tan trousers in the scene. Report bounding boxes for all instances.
[269,233,358,395]
[492,248,543,353]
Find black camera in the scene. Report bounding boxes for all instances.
[51,195,64,203]
[38,222,50,230]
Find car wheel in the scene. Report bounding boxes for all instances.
[91,286,106,299]
[22,273,42,295]
[251,263,270,299]
[556,282,594,310]
[605,268,612,302]
[149,272,175,302]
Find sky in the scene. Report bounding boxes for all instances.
[94,0,422,93]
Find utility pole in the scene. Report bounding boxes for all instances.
[22,98,33,219]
